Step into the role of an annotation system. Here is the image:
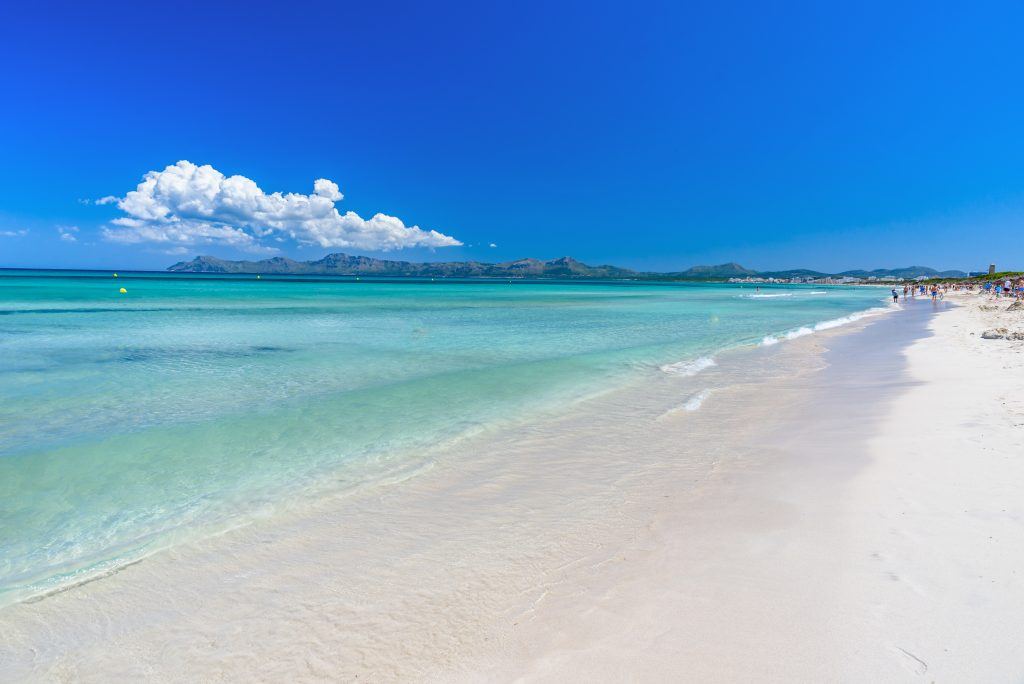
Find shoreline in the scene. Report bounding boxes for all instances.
[0,287,891,611]
[0,267,899,288]
[478,296,938,681]
[3,294,1022,680]
[474,293,1024,681]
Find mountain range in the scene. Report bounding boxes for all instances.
[168,254,968,281]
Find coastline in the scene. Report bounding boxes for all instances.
[2,294,1022,680]
[0,279,887,611]
[472,293,1024,681]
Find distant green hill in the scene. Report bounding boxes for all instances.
[168,254,635,279]
[668,262,759,279]
[838,266,968,279]
[168,254,969,281]
[759,268,830,279]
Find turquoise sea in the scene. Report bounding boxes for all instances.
[0,270,887,606]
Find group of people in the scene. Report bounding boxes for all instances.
[981,276,1024,299]
[891,283,948,302]
[889,276,1024,303]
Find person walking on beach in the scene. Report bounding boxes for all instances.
[892,287,900,303]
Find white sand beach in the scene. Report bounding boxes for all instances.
[2,294,1022,681]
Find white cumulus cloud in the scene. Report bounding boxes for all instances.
[98,161,461,252]
[0,229,29,237]
[57,225,79,242]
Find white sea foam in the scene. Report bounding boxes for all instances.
[760,306,892,347]
[682,389,711,411]
[657,389,713,419]
[660,356,716,377]
[741,290,829,299]
[813,306,891,330]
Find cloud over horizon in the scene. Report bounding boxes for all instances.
[99,161,462,252]
[57,225,79,242]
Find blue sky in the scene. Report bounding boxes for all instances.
[1,0,1023,272]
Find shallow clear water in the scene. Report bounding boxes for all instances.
[0,270,886,605]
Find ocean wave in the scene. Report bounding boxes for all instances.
[739,290,831,299]
[682,389,711,411]
[657,389,713,419]
[660,356,716,376]
[760,306,891,347]
[760,327,812,345]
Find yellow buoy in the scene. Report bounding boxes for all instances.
[113,273,118,278]
[119,287,127,294]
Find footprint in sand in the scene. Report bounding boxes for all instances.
[882,569,929,598]
[892,646,928,676]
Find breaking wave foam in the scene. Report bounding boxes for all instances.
[760,306,892,347]
[660,356,717,377]
[740,290,830,299]
[657,389,713,419]
[682,389,711,411]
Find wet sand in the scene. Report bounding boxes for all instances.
[475,295,1024,681]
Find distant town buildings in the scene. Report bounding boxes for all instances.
[727,275,899,284]
[727,271,968,285]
